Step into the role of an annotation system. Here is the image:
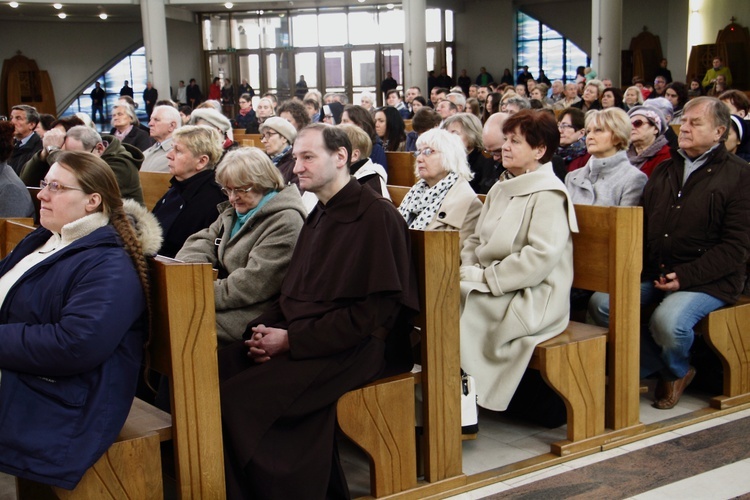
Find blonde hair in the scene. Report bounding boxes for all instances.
[339,123,373,158]
[442,113,484,150]
[585,108,631,151]
[171,125,224,169]
[625,86,644,105]
[215,147,284,194]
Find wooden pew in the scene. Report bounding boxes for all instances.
[337,229,463,496]
[9,242,225,498]
[139,171,172,211]
[386,151,417,187]
[404,119,413,133]
[0,218,35,258]
[383,193,645,454]
[696,295,750,409]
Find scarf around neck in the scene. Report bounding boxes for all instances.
[557,137,587,164]
[398,172,459,230]
[627,134,668,170]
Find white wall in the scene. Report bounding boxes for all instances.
[453,0,515,83]
[0,16,201,114]
[166,18,203,101]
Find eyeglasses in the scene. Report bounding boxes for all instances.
[558,123,576,130]
[483,148,503,158]
[40,180,84,193]
[261,131,279,140]
[220,185,253,197]
[412,148,438,158]
[630,119,648,129]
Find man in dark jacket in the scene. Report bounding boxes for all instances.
[219,124,418,498]
[590,96,750,409]
[143,82,158,119]
[8,104,42,174]
[19,125,144,205]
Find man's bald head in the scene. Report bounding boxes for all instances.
[482,112,509,160]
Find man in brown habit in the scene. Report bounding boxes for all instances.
[218,123,418,499]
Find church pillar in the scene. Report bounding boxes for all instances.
[591,0,622,84]
[140,0,171,104]
[403,0,427,95]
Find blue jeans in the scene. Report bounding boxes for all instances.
[588,282,726,380]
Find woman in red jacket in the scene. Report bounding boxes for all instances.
[626,105,672,177]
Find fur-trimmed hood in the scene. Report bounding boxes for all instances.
[123,198,163,256]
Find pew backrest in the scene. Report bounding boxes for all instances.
[0,218,35,259]
[139,171,172,211]
[386,152,417,187]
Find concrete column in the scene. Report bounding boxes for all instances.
[592,0,622,84]
[140,0,171,103]
[403,0,427,95]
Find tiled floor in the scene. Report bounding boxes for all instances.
[0,390,743,500]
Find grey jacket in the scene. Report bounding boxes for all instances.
[176,185,306,343]
[564,150,647,207]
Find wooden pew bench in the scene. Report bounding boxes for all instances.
[696,294,750,409]
[0,217,225,499]
[387,188,644,456]
[139,171,172,211]
[386,151,417,187]
[337,229,463,497]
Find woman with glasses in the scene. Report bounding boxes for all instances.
[398,128,481,250]
[232,93,258,130]
[152,125,227,257]
[460,110,578,412]
[625,105,671,178]
[176,148,306,344]
[565,107,647,205]
[553,107,590,174]
[259,117,298,188]
[0,151,162,489]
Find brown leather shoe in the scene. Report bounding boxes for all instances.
[653,367,696,410]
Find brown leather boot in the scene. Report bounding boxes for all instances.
[653,367,696,410]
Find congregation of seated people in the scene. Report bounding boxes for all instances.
[2,57,749,497]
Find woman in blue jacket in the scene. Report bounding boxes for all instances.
[0,151,162,490]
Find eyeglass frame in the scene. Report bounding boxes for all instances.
[260,131,279,141]
[412,147,438,158]
[630,119,650,129]
[483,148,503,159]
[40,180,84,193]
[220,185,254,197]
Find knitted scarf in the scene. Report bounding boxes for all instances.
[398,172,459,230]
[557,137,588,164]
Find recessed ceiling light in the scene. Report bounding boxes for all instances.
[53,3,62,9]
[9,2,19,8]
[358,0,366,3]
[99,12,107,19]
[386,3,394,9]
[224,2,233,8]
[58,12,66,18]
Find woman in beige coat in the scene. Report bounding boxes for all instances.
[460,110,578,411]
[176,147,306,344]
[398,128,482,249]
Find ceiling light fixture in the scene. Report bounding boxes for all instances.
[9,2,19,8]
[53,3,62,9]
[99,12,107,19]
[224,2,233,8]
[58,12,66,18]
[386,3,394,9]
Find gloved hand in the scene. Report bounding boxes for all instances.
[460,265,485,283]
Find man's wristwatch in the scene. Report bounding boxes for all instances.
[46,145,60,154]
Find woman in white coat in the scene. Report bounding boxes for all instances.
[460,109,578,411]
[398,128,482,250]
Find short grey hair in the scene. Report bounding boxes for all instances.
[66,125,103,150]
[442,113,484,150]
[505,96,531,111]
[113,103,138,125]
[153,105,182,130]
[415,128,473,181]
[684,96,730,141]
[215,147,285,194]
[447,92,466,108]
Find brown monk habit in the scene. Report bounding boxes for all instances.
[219,178,419,499]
